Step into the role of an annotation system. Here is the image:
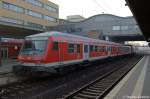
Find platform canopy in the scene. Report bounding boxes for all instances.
[0,24,42,38]
[125,0,150,41]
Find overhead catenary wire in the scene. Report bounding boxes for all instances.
[92,0,117,15]
[92,0,109,14]
[99,0,116,14]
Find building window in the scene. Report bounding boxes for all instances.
[112,26,120,30]
[25,0,43,7]
[0,17,23,24]
[2,2,9,9]
[53,42,58,50]
[26,10,42,18]
[121,26,128,30]
[2,2,24,13]
[44,4,57,13]
[68,44,74,53]
[0,2,2,8]
[78,28,82,32]
[44,15,57,22]
[27,22,43,29]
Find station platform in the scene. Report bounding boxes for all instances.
[0,59,18,74]
[105,55,150,99]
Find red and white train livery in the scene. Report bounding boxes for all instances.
[13,31,132,76]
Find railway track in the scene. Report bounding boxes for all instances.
[0,72,13,77]
[0,72,27,87]
[0,55,142,99]
[63,56,142,99]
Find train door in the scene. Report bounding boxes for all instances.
[83,45,89,60]
[58,42,62,65]
[108,46,111,57]
[58,42,65,65]
[0,48,8,59]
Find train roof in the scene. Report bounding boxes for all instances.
[1,38,24,43]
[26,31,121,45]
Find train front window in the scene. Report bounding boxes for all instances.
[21,40,47,55]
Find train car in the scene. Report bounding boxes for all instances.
[0,38,23,59]
[13,31,132,76]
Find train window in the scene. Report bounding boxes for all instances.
[99,46,104,52]
[95,46,98,52]
[90,45,94,52]
[105,46,108,51]
[111,47,113,51]
[109,46,112,51]
[103,46,106,52]
[112,47,114,51]
[68,44,74,53]
[21,40,47,55]
[84,45,88,53]
[77,44,80,53]
[53,42,58,50]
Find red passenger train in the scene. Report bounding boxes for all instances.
[0,38,23,59]
[13,31,132,76]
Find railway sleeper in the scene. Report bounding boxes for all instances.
[73,96,87,99]
[81,90,100,95]
[92,84,108,88]
[76,93,98,98]
[89,86,105,90]
[86,88,103,93]
[85,88,103,93]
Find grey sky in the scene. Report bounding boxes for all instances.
[50,0,132,19]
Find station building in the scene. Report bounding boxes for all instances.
[67,15,85,22]
[0,0,59,38]
[48,14,143,43]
